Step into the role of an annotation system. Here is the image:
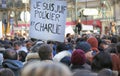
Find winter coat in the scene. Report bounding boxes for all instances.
[2,59,23,76]
[70,63,91,71]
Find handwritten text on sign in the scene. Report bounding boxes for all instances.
[29,0,67,42]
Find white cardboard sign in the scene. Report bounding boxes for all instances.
[29,0,67,42]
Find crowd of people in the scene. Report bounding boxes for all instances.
[0,33,120,76]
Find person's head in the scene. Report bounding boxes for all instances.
[81,34,88,41]
[105,43,117,53]
[0,53,3,66]
[98,69,118,76]
[0,43,5,53]
[38,44,53,60]
[56,42,67,53]
[0,47,5,54]
[66,33,71,38]
[116,42,120,53]
[3,49,17,60]
[0,68,15,76]
[87,37,99,52]
[18,51,27,62]
[82,34,87,38]
[75,41,91,53]
[30,43,43,53]
[25,53,40,62]
[13,41,21,50]
[73,70,97,76]
[66,43,73,50]
[92,52,112,72]
[87,37,98,49]
[4,44,12,49]
[71,49,86,65]
[26,40,33,51]
[21,61,72,76]
[0,43,3,47]
[99,40,108,51]
[110,36,118,43]
[76,38,86,43]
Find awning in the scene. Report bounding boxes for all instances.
[14,20,102,28]
[81,20,102,28]
[14,24,30,27]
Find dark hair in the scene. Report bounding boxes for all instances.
[66,43,73,50]
[110,36,118,43]
[0,68,15,76]
[4,44,12,49]
[105,43,117,53]
[38,44,52,60]
[3,49,17,60]
[66,33,71,38]
[30,43,43,53]
[13,41,21,47]
[56,43,67,53]
[116,42,120,53]
[92,52,112,72]
[76,38,86,43]
[18,51,27,62]
[47,41,53,44]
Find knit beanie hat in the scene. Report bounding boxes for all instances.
[71,49,86,65]
[75,41,91,53]
[87,37,99,52]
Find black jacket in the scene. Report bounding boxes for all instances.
[2,59,23,76]
[70,63,91,71]
[76,23,82,31]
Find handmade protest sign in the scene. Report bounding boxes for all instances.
[29,0,67,42]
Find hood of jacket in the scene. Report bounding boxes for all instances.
[53,50,71,62]
[2,59,23,70]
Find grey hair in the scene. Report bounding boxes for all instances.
[21,61,72,76]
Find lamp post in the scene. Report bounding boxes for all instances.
[75,0,78,21]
